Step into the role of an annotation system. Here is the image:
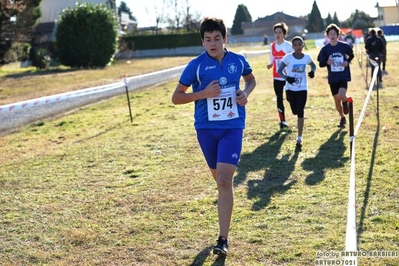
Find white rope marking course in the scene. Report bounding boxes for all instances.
[0,64,193,113]
[344,52,380,265]
[0,82,123,113]
[1,51,270,113]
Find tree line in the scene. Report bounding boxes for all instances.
[231,1,375,35]
[0,0,376,68]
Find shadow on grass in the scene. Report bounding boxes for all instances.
[302,129,349,185]
[75,123,122,143]
[3,67,78,79]
[357,105,380,243]
[190,245,226,266]
[234,130,300,210]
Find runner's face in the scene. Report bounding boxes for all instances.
[202,31,226,60]
[328,30,338,42]
[292,40,303,53]
[274,28,285,43]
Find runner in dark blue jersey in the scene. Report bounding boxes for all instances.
[317,23,354,128]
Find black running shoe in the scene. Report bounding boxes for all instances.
[342,101,349,115]
[338,117,346,128]
[213,236,229,256]
[296,139,303,148]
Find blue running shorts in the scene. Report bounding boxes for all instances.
[196,128,243,169]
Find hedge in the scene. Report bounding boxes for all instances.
[119,33,201,51]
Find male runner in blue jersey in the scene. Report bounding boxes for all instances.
[171,17,257,257]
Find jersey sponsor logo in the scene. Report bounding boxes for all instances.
[227,63,237,74]
[219,77,227,86]
[205,65,216,70]
[331,52,344,58]
[212,113,221,118]
[292,64,306,73]
[228,111,235,118]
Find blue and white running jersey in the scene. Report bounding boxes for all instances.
[179,50,253,130]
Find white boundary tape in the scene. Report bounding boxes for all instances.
[0,51,269,114]
[0,65,186,113]
[344,53,379,265]
[345,144,358,264]
[0,82,123,113]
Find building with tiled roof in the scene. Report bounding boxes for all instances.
[241,12,307,39]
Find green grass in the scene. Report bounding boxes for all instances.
[0,43,398,265]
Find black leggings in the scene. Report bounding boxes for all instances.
[274,79,286,121]
[286,90,307,118]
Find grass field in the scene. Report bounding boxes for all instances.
[0,43,398,265]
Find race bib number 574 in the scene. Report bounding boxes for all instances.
[207,86,239,121]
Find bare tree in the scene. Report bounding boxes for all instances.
[165,0,182,33]
[182,0,191,31]
[143,0,199,33]
[179,0,200,32]
[142,0,167,34]
[173,0,181,30]
[154,0,166,34]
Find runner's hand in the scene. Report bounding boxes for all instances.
[286,77,296,84]
[204,80,220,97]
[236,90,248,106]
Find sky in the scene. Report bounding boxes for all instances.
[115,0,394,28]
